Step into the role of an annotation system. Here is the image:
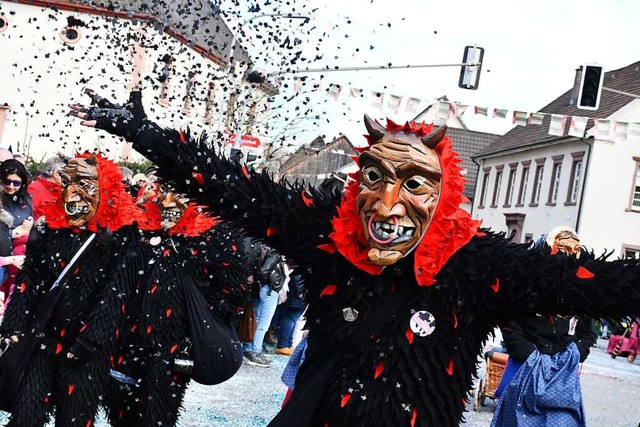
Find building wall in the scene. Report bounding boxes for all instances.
[473,139,588,244]
[0,2,269,161]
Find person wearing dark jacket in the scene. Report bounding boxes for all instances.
[70,91,640,427]
[492,226,597,427]
[271,271,306,355]
[241,237,285,367]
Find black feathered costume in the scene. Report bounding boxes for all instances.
[73,91,640,427]
[0,155,144,427]
[105,194,249,427]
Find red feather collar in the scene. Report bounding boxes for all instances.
[328,123,482,286]
[136,199,217,237]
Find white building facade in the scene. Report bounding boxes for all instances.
[472,62,640,258]
[0,0,274,162]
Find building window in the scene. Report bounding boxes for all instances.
[566,152,584,205]
[630,159,640,212]
[158,55,174,107]
[547,158,563,205]
[182,69,196,116]
[60,26,82,44]
[491,166,504,208]
[0,15,8,33]
[530,158,545,206]
[504,163,517,207]
[203,81,217,124]
[622,245,640,259]
[517,161,530,206]
[478,168,490,208]
[524,233,533,244]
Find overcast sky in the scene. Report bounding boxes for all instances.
[226,0,640,148]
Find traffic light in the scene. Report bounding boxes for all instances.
[458,46,484,90]
[577,64,604,110]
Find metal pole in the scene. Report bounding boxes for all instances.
[273,62,480,75]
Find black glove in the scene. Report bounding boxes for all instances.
[72,89,149,142]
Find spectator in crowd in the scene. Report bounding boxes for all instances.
[492,226,597,427]
[242,238,285,367]
[27,155,64,219]
[0,192,23,314]
[0,159,33,304]
[269,268,306,356]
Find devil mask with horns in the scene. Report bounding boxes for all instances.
[330,115,480,285]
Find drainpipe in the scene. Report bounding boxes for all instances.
[470,156,483,217]
[574,137,593,234]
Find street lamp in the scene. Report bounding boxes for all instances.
[225,13,310,158]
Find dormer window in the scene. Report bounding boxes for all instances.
[60,16,86,44]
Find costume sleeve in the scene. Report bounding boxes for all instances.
[501,321,536,363]
[202,223,251,325]
[452,230,640,324]
[130,124,341,261]
[0,233,49,337]
[70,230,142,358]
[574,317,597,362]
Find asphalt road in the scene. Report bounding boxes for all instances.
[1,337,639,426]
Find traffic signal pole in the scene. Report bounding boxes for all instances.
[273,61,480,75]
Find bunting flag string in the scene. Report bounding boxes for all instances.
[286,76,640,142]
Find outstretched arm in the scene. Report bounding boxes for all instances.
[69,90,341,261]
[451,230,640,324]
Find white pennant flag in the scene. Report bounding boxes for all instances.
[493,108,508,119]
[594,118,612,139]
[614,121,629,142]
[435,101,451,124]
[326,83,342,101]
[512,111,530,126]
[370,91,384,110]
[548,114,567,136]
[528,112,545,126]
[454,103,469,117]
[404,97,422,115]
[385,94,403,114]
[350,87,364,98]
[568,116,588,137]
[628,122,640,141]
[293,76,303,93]
[474,106,488,116]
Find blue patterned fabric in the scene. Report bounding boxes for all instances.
[281,336,308,389]
[491,343,586,427]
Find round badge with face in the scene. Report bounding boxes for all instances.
[60,156,100,227]
[409,310,436,337]
[356,116,446,266]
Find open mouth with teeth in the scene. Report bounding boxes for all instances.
[161,209,183,228]
[367,214,416,246]
[64,201,90,218]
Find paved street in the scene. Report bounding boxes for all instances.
[1,337,639,426]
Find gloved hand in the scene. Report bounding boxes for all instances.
[69,88,149,142]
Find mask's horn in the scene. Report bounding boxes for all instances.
[420,125,447,149]
[363,114,387,141]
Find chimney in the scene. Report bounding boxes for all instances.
[569,66,583,106]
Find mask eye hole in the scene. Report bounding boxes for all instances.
[405,178,421,191]
[362,166,382,184]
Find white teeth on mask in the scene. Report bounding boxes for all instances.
[371,219,416,243]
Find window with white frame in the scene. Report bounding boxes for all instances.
[504,164,517,207]
[630,158,640,211]
[491,167,503,207]
[517,161,530,206]
[623,245,640,259]
[203,81,217,124]
[530,159,545,206]
[478,168,490,208]
[566,152,584,204]
[547,155,563,205]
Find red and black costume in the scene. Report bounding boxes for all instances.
[0,154,144,427]
[105,192,249,427]
[73,91,640,427]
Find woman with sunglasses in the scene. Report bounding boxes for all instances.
[0,159,33,307]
